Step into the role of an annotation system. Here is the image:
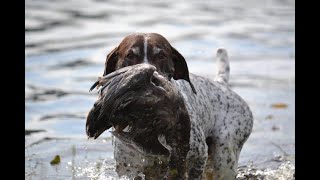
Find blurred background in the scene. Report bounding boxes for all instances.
[25,0,295,179]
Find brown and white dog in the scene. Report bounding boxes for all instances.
[86,33,253,180]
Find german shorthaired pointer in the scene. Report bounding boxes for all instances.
[86,33,253,180]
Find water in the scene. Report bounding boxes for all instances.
[25,0,295,179]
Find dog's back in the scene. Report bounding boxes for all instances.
[171,49,253,179]
[173,48,252,137]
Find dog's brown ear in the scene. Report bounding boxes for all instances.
[103,46,119,76]
[171,47,197,94]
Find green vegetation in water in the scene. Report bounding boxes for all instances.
[50,155,61,165]
[265,115,273,120]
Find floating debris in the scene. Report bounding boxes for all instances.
[50,155,61,165]
[265,115,273,120]
[271,103,288,109]
[272,125,280,131]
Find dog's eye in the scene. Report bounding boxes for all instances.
[126,52,135,59]
[158,53,166,60]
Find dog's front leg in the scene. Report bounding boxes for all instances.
[164,133,189,180]
[161,111,191,180]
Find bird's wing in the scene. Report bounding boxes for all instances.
[86,64,157,139]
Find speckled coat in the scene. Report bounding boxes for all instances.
[86,33,254,180]
[113,72,253,180]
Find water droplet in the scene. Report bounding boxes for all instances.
[127,163,131,167]
[67,161,72,165]
[103,139,107,143]
[159,160,162,164]
[141,159,145,162]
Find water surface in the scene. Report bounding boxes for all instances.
[25,0,295,179]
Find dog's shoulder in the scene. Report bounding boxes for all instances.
[172,73,229,101]
[172,73,253,132]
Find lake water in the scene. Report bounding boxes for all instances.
[25,0,295,179]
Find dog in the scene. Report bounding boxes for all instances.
[86,33,253,180]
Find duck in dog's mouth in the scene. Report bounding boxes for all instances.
[86,64,188,156]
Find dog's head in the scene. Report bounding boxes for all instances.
[102,33,196,94]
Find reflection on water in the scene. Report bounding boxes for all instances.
[25,0,294,179]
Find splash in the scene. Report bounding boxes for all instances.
[237,161,295,180]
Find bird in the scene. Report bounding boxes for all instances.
[86,63,186,156]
